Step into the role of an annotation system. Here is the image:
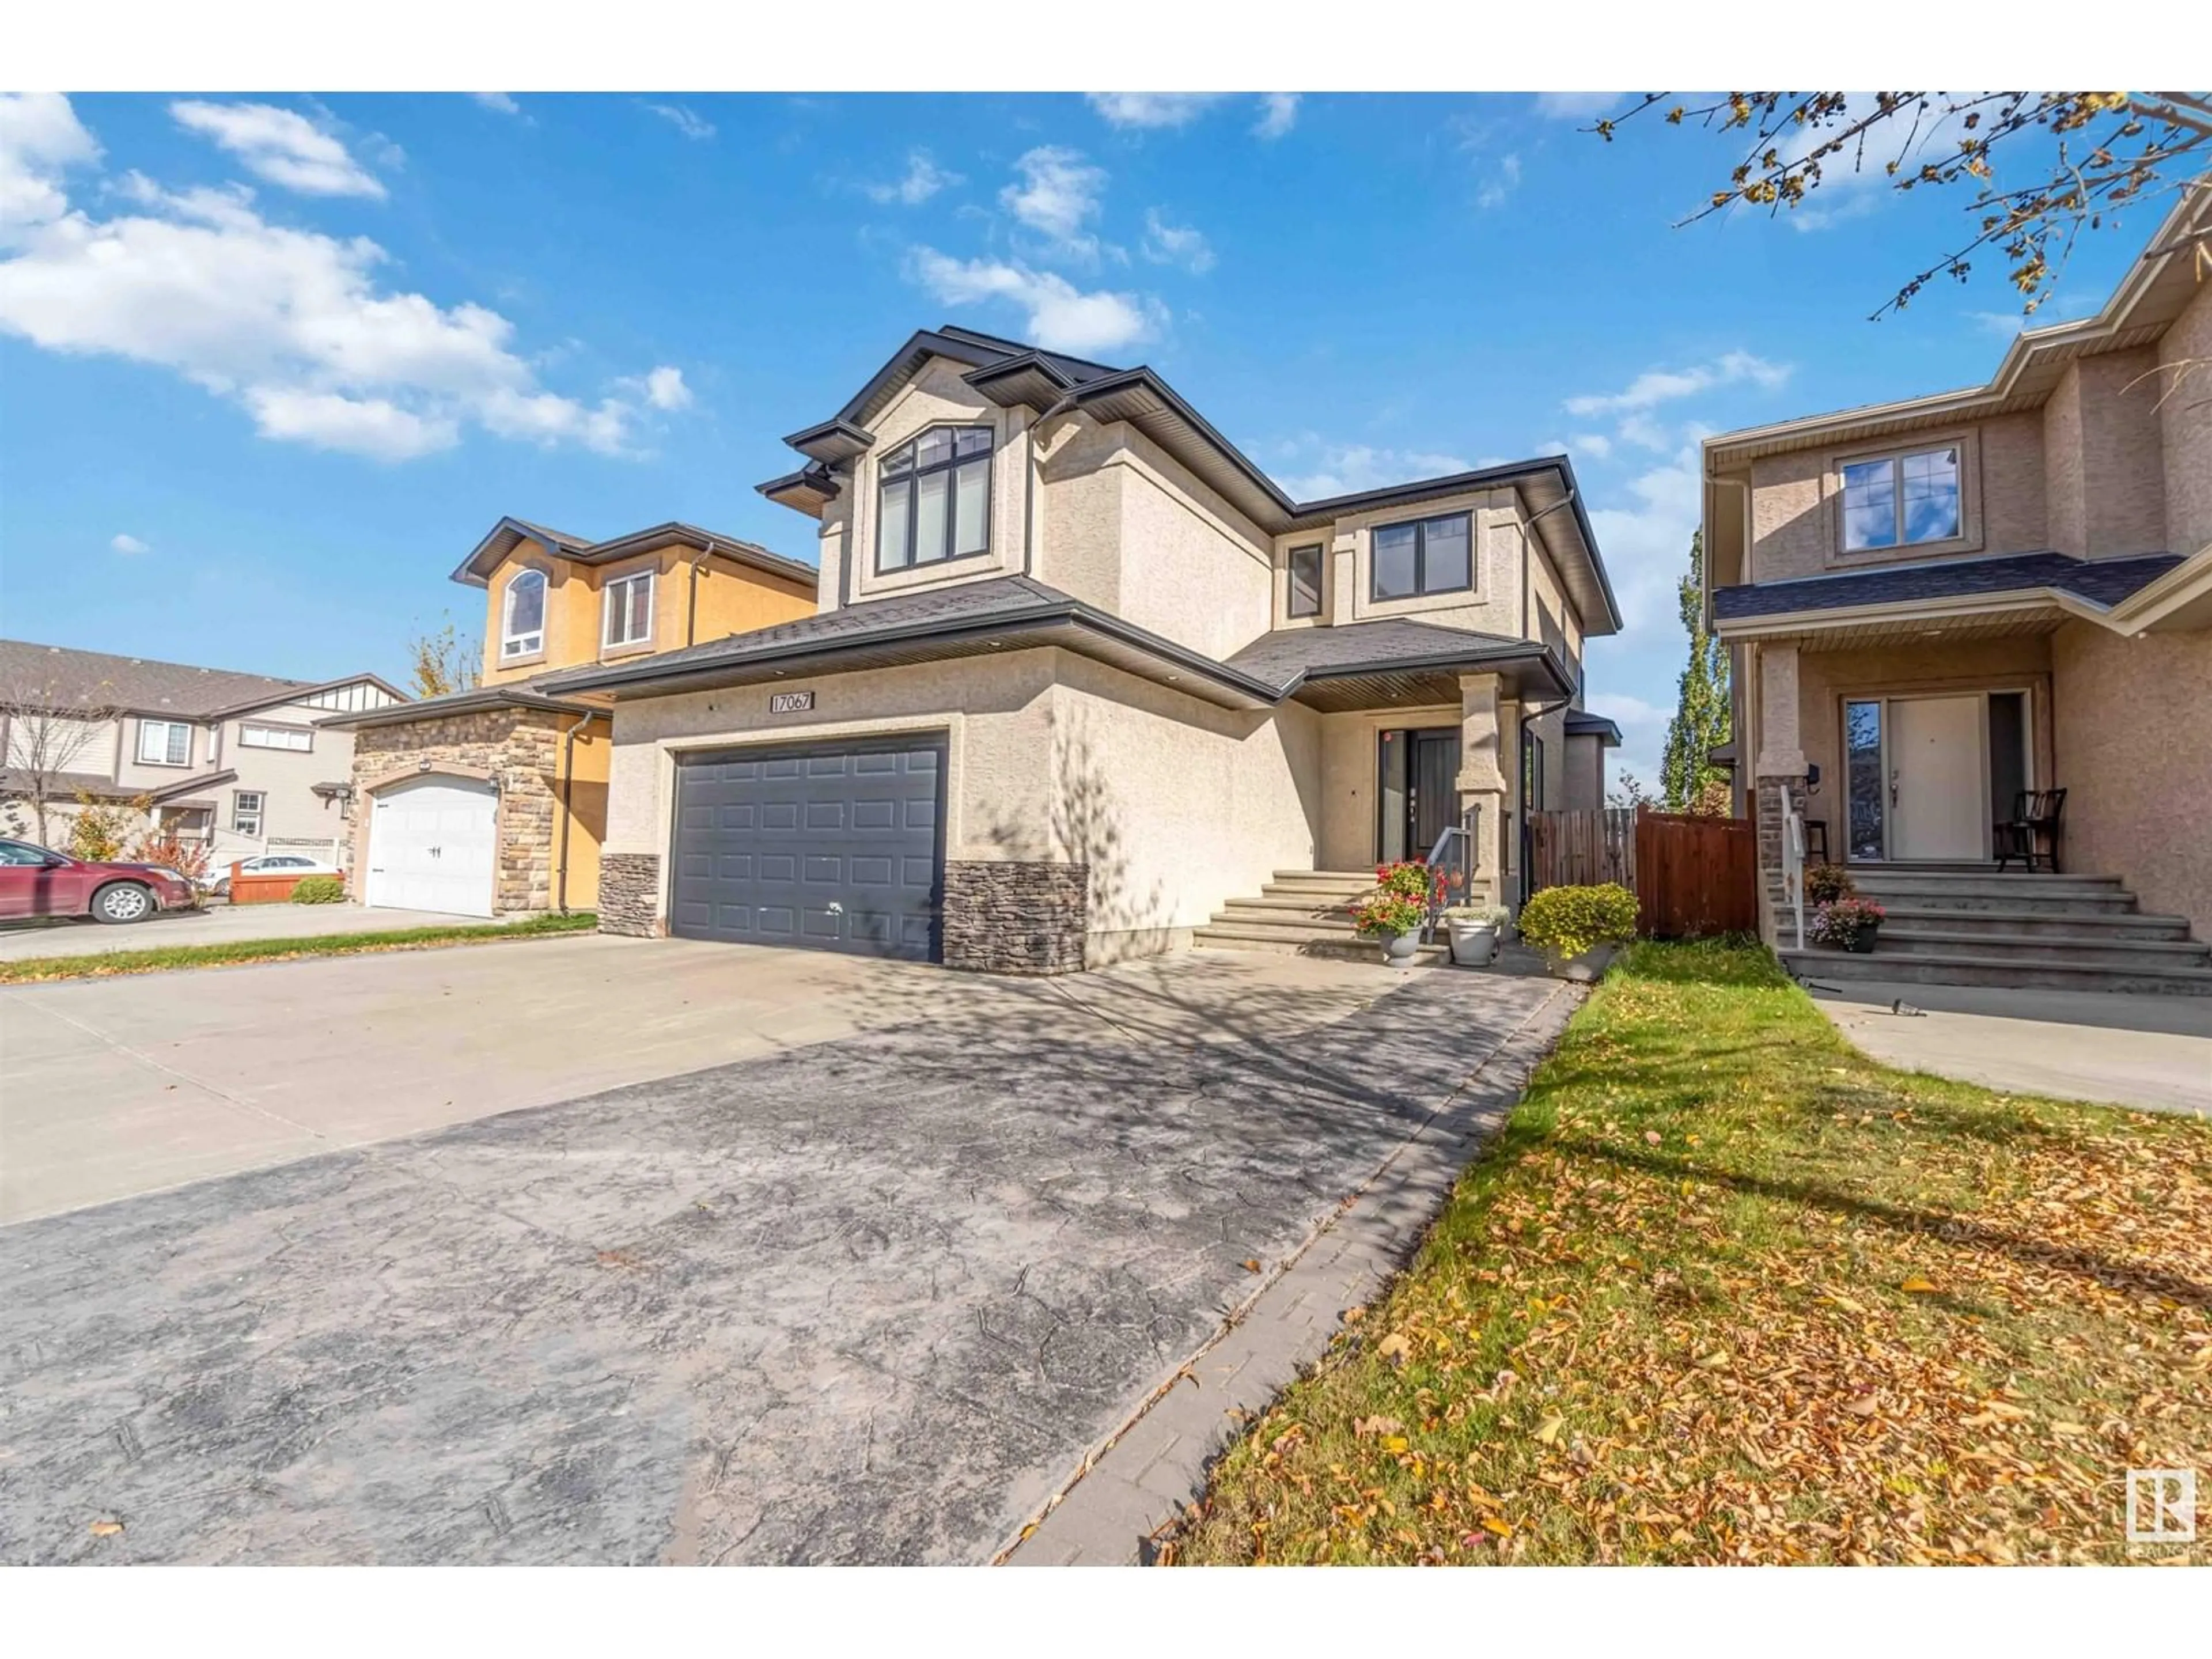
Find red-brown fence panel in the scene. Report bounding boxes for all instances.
[1633,809,1756,938]
[1527,808,1636,892]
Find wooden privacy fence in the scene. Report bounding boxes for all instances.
[1633,809,1757,938]
[1526,808,1636,892]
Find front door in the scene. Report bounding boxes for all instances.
[1888,695,1986,861]
[1378,728,1461,862]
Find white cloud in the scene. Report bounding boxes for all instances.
[907,248,1161,356]
[1616,412,1672,451]
[1140,208,1214,274]
[1565,351,1791,416]
[1476,153,1521,210]
[0,98,676,463]
[1086,93,1225,130]
[1000,146,1106,256]
[1254,94,1301,139]
[866,150,960,206]
[0,93,100,243]
[1273,440,1472,502]
[1570,433,1612,460]
[1534,92,1623,120]
[1534,437,1570,457]
[1585,446,1702,630]
[110,532,150,554]
[170,101,385,199]
[643,103,715,141]
[638,365,691,411]
[471,93,522,117]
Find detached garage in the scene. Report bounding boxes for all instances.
[671,737,945,960]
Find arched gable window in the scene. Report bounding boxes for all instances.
[877,425,992,573]
[502,567,548,660]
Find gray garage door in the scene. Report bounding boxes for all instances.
[670,737,946,959]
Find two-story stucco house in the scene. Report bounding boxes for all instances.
[0,639,403,868]
[1703,182,2212,995]
[323,521,819,918]
[543,325,1621,972]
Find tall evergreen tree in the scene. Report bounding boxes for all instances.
[1660,530,1733,814]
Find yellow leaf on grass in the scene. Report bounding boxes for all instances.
[1480,1516,1514,1537]
[1382,1435,1410,1454]
[1536,1415,1566,1445]
[1377,1333,1412,1363]
[1900,1277,1940,1293]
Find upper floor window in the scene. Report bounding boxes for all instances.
[501,569,547,660]
[1286,544,1323,618]
[240,722,311,752]
[878,426,991,572]
[603,570,654,650]
[1371,511,1472,601]
[1842,446,1960,552]
[138,719,191,767]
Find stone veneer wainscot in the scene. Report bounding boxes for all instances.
[941,861,1088,975]
[349,707,565,915]
[597,853,662,937]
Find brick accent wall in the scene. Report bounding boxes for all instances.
[351,708,564,914]
[597,853,662,937]
[1753,775,1809,944]
[941,859,1089,975]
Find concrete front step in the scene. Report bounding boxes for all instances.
[1782,948,2212,997]
[1233,891,1362,915]
[1214,907,1359,934]
[1850,887,2143,916]
[1261,877,1374,900]
[1193,923,1449,965]
[1875,905,2194,941]
[1877,929,2212,969]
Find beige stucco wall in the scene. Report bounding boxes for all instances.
[2051,620,2212,939]
[5,713,118,780]
[601,646,1320,961]
[2162,283,2212,557]
[1563,733,1607,812]
[1316,703,1460,872]
[1097,430,1274,661]
[207,696,358,863]
[2044,349,2167,559]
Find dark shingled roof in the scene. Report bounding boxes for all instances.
[0,639,312,718]
[1564,708,1623,744]
[1713,551,2183,621]
[1223,618,1558,694]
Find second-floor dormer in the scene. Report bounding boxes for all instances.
[453,518,819,686]
[757,327,1619,673]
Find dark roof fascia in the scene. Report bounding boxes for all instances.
[450,516,586,587]
[148,768,238,803]
[317,685,603,732]
[1291,639,1574,702]
[934,325,1122,382]
[1710,550,2183,622]
[585,523,819,588]
[550,594,1285,707]
[830,329,1010,429]
[756,464,841,514]
[1563,709,1624,745]
[207,672,409,721]
[781,418,876,466]
[1043,366,1298,518]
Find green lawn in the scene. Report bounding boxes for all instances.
[1170,940,2211,1566]
[0,911,599,983]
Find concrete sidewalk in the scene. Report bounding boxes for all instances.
[1811,980,2212,1117]
[0,901,508,962]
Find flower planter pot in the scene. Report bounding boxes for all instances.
[1446,921,1499,967]
[1378,930,1423,969]
[1844,927,1880,955]
[1549,944,1616,983]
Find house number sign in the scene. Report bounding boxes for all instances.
[768,690,816,714]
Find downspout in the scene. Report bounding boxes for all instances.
[687,539,716,648]
[1021,416,1036,578]
[554,708,605,914]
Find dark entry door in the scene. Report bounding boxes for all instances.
[1409,730,1460,858]
[671,736,946,959]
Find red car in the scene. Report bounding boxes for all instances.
[0,837,198,924]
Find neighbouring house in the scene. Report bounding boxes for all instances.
[1702,180,2212,995]
[0,639,403,871]
[320,521,819,918]
[539,324,1620,972]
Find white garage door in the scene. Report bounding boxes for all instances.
[365,777,498,916]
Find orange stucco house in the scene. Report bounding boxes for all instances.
[323,521,816,917]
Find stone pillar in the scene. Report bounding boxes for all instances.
[1455,672,1510,908]
[1749,642,1809,945]
[941,860,1089,974]
[597,853,663,937]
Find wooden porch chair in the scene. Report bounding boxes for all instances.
[1994,788,2066,873]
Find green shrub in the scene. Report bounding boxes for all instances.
[290,875,346,904]
[1805,862,1855,904]
[1517,882,1638,961]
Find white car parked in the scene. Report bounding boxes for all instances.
[204,854,343,899]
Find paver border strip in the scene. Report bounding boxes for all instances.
[997,977,1582,1565]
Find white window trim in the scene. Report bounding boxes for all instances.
[239,721,313,752]
[232,789,266,836]
[501,568,548,662]
[138,719,191,767]
[603,568,656,651]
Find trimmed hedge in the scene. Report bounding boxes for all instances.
[290,875,346,904]
[1517,882,1638,961]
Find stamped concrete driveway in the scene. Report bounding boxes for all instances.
[0,940,1570,1564]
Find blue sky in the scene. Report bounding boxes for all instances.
[0,90,2146,786]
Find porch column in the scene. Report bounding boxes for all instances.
[1751,641,1809,943]
[1456,671,1510,908]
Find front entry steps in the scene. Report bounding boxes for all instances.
[1781,868,2212,996]
[1194,870,1451,965]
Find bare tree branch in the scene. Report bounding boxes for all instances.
[0,673,126,847]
